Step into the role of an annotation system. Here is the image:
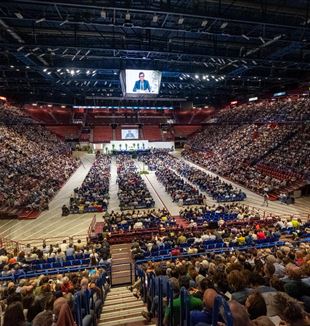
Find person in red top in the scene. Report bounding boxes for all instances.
[256,230,266,240]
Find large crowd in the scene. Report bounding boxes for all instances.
[116,154,155,210]
[101,208,176,232]
[139,151,245,203]
[136,239,310,326]
[65,154,111,215]
[0,237,110,326]
[0,105,79,212]
[184,116,309,196]
[214,96,310,123]
[131,203,310,326]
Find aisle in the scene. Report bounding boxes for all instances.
[0,152,96,241]
[135,160,183,216]
[108,157,120,212]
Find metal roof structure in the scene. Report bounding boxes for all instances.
[0,0,309,106]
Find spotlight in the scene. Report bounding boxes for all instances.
[195,75,199,79]
[178,17,184,25]
[201,20,208,27]
[125,11,131,21]
[43,68,47,72]
[100,9,107,19]
[220,22,228,29]
[70,69,75,75]
[15,12,23,19]
[152,14,159,23]
[35,18,46,24]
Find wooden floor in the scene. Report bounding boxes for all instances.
[0,151,309,243]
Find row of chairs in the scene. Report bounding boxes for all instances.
[0,262,110,282]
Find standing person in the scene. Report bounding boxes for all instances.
[262,192,269,207]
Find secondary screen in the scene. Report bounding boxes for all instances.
[121,129,139,140]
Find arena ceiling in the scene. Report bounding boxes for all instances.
[0,0,310,106]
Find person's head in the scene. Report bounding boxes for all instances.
[178,275,190,290]
[139,72,145,81]
[203,288,218,311]
[229,300,252,326]
[32,310,53,326]
[3,301,25,326]
[227,270,246,292]
[245,292,267,320]
[274,292,308,326]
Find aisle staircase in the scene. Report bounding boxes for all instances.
[99,286,154,326]
[110,243,134,285]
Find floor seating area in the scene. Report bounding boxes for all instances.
[67,154,111,214]
[116,154,155,210]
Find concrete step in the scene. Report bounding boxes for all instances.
[110,286,129,293]
[98,315,146,326]
[100,307,146,321]
[103,301,144,312]
[105,296,139,305]
[106,291,133,300]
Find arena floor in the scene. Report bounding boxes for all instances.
[0,151,309,243]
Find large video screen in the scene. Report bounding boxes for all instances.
[121,129,139,140]
[125,69,161,95]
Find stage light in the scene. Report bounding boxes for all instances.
[195,74,199,79]
[201,20,208,27]
[59,19,69,26]
[259,36,265,44]
[15,12,23,19]
[57,69,61,72]
[230,101,238,105]
[35,18,46,24]
[26,66,30,69]
[202,76,206,80]
[178,17,184,25]
[125,12,131,21]
[47,71,51,75]
[220,22,228,29]
[152,14,159,23]
[70,69,75,75]
[43,68,47,72]
[86,70,90,75]
[61,105,66,108]
[76,70,80,73]
[100,9,107,19]
[10,65,14,68]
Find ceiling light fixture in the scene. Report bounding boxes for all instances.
[35,18,46,24]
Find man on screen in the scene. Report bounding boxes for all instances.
[133,72,151,92]
[125,130,135,139]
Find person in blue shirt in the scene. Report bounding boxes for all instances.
[133,72,151,92]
